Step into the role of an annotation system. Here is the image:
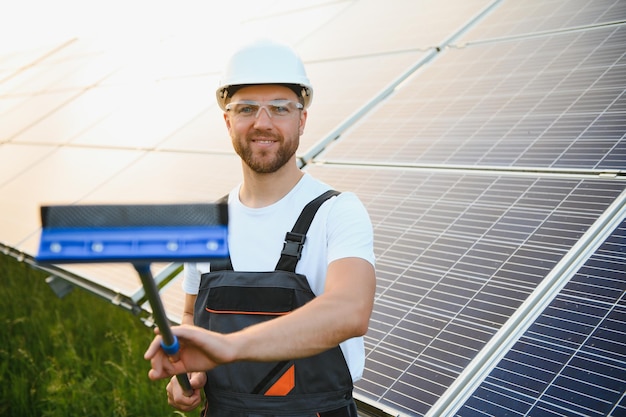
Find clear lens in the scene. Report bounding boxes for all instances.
[225,100,303,119]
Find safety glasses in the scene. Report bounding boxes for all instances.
[225,99,303,119]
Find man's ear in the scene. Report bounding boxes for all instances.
[299,110,308,136]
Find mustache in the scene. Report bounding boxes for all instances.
[247,130,282,141]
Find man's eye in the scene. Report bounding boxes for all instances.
[271,105,290,115]
[237,105,258,114]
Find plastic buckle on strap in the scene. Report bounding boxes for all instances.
[281,232,306,259]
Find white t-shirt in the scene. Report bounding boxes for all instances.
[183,173,375,381]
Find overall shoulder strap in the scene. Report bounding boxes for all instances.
[275,189,341,272]
[210,193,233,271]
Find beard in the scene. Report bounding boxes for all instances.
[232,130,299,174]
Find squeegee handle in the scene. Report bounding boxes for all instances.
[134,263,194,397]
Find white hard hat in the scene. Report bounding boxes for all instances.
[216,39,313,110]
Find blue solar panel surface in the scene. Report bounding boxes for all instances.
[307,165,626,416]
[457,218,626,417]
[323,25,626,170]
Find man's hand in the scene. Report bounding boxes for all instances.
[166,372,206,412]
[144,325,235,379]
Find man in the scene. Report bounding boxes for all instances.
[144,39,376,417]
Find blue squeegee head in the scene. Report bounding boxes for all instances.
[36,203,229,264]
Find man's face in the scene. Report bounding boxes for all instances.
[224,85,307,174]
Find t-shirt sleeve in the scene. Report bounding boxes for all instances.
[181,261,210,295]
[327,192,375,267]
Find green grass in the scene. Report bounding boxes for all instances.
[0,253,197,416]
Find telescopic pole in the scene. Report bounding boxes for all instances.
[134,263,194,397]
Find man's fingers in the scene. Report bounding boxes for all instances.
[166,375,202,411]
[148,356,186,380]
[143,334,163,360]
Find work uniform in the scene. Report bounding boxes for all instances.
[184,175,375,416]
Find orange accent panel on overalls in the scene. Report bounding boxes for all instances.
[264,364,295,396]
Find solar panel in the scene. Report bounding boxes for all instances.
[456,0,626,41]
[294,0,494,60]
[0,146,143,250]
[321,25,626,170]
[456,217,626,417]
[306,164,626,416]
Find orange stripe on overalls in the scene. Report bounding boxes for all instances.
[264,364,295,396]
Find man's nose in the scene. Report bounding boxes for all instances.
[253,106,273,126]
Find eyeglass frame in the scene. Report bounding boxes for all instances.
[224,99,304,119]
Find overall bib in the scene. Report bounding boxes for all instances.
[194,190,357,417]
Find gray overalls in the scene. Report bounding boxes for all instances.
[194,191,357,417]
